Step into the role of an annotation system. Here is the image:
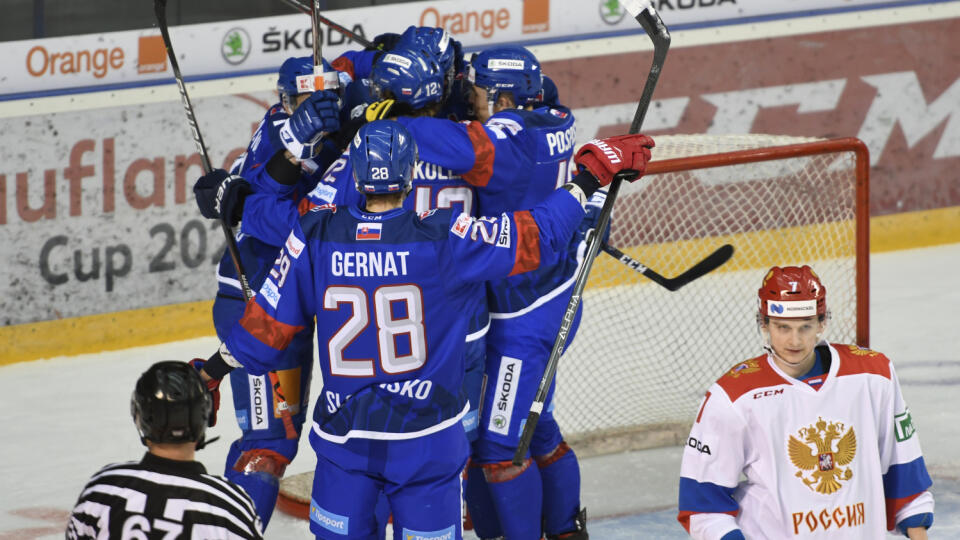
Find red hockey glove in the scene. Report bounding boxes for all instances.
[574,134,655,186]
[189,358,222,427]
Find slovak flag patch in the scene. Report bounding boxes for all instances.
[356,222,382,240]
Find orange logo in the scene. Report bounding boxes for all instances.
[138,35,167,74]
[523,0,549,33]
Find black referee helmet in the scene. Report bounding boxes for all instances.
[131,360,212,446]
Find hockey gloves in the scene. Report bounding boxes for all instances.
[365,99,396,122]
[189,358,222,427]
[193,169,252,227]
[279,90,341,161]
[574,134,655,186]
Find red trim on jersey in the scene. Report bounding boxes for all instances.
[834,344,891,379]
[462,121,495,187]
[715,354,790,402]
[534,441,572,468]
[509,210,540,276]
[481,459,532,483]
[885,492,923,531]
[240,300,305,350]
[298,198,318,216]
[696,391,712,423]
[330,56,355,80]
[677,510,738,533]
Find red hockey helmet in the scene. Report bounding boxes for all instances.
[757,265,826,319]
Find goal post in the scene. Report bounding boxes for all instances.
[556,135,870,457]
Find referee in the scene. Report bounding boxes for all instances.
[66,360,263,539]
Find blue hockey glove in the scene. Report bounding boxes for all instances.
[278,90,341,160]
[193,169,252,227]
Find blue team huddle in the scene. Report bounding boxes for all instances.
[189,24,654,540]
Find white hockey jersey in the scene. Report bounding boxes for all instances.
[678,342,933,539]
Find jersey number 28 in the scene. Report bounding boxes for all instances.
[324,285,427,377]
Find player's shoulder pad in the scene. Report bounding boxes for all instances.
[716,353,791,402]
[833,343,892,379]
[299,203,338,232]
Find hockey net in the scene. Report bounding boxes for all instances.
[556,135,870,457]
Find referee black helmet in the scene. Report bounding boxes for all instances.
[131,360,212,446]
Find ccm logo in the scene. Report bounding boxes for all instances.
[753,388,784,400]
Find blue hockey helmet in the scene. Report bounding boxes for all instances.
[536,75,559,107]
[396,25,459,93]
[370,47,445,110]
[277,55,343,112]
[350,120,418,195]
[467,46,543,107]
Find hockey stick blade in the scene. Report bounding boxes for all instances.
[511,1,671,467]
[603,243,734,291]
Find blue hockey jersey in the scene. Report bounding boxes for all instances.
[223,189,585,441]
[394,106,589,316]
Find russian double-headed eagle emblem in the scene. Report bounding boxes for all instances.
[727,358,761,378]
[788,417,857,494]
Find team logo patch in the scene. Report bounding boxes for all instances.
[768,299,817,317]
[788,417,857,494]
[309,183,338,204]
[846,344,880,357]
[497,214,511,248]
[248,375,269,431]
[895,409,916,442]
[401,525,456,540]
[310,500,349,534]
[285,231,305,259]
[488,58,525,70]
[727,359,761,378]
[451,213,472,238]
[382,53,412,69]
[488,357,522,436]
[356,222,382,241]
[259,279,281,309]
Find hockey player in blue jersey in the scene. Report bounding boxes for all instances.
[195,119,654,540]
[212,45,490,447]
[364,46,627,539]
[190,55,342,528]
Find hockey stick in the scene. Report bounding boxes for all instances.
[153,0,298,440]
[278,0,374,49]
[602,243,734,291]
[513,0,671,466]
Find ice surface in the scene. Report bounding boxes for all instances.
[1,243,957,539]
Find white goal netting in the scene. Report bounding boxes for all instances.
[554,135,869,455]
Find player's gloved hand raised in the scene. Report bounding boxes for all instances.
[574,134,655,186]
[365,99,396,122]
[188,358,222,427]
[368,32,402,52]
[279,90,341,161]
[193,169,252,227]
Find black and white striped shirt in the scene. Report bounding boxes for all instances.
[66,452,263,539]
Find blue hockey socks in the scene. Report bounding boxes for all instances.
[536,442,583,537]
[482,459,543,540]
